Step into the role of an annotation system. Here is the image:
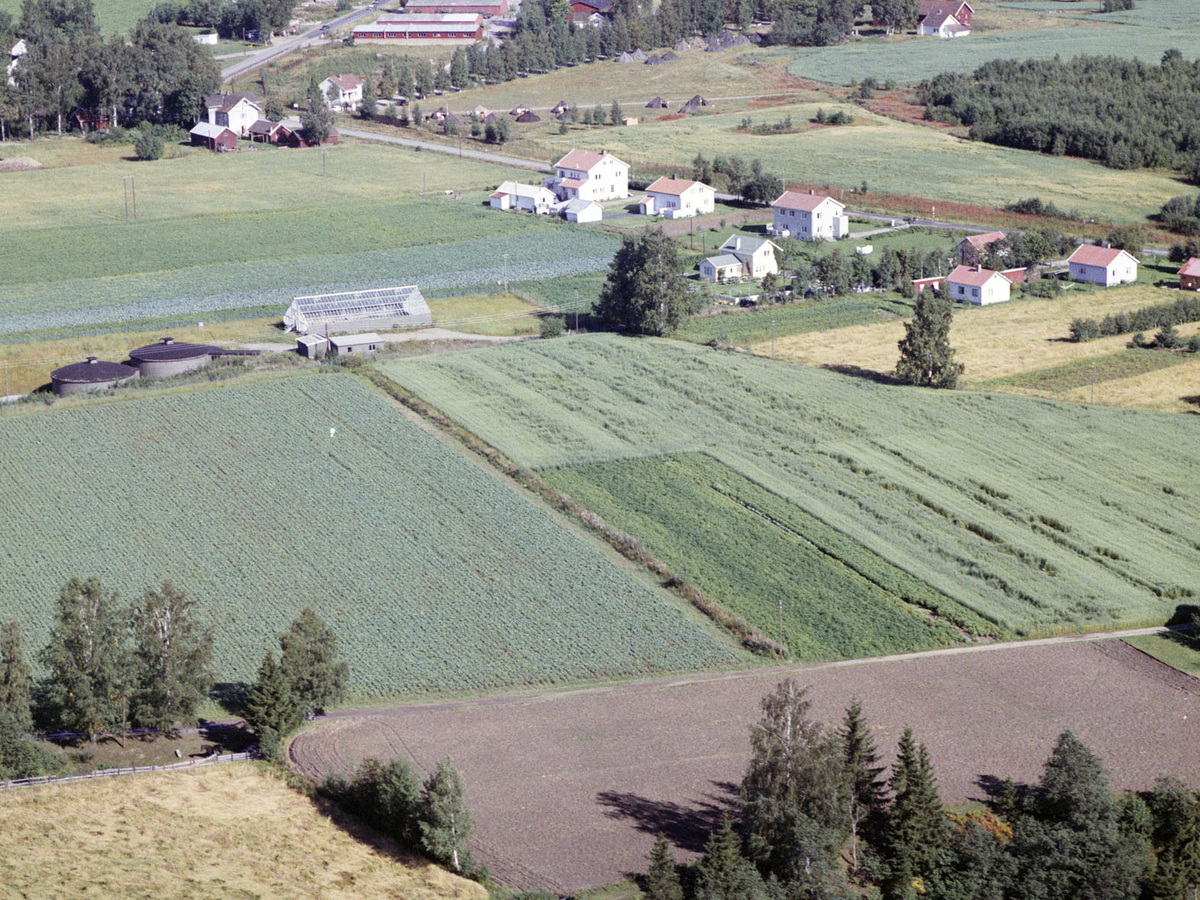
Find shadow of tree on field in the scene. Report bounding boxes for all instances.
[597,781,739,853]
[821,364,906,386]
[974,773,1031,811]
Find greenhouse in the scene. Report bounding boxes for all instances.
[283,285,431,335]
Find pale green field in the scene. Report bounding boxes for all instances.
[788,0,1200,84]
[0,0,157,33]
[511,101,1184,222]
[384,335,1200,637]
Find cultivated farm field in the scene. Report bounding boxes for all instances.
[0,373,739,694]
[0,140,616,334]
[292,638,1200,894]
[0,764,485,899]
[383,335,1200,643]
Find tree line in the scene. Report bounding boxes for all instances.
[1069,296,1200,344]
[640,679,1200,900]
[0,576,349,777]
[919,51,1200,175]
[0,0,220,139]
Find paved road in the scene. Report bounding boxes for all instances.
[312,622,1196,721]
[221,3,379,80]
[337,126,553,171]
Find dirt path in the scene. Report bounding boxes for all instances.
[293,627,1200,893]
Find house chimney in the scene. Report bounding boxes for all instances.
[809,188,814,195]
[86,356,98,364]
[160,337,175,345]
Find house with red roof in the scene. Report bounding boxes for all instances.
[771,190,848,241]
[640,175,715,218]
[958,230,1005,265]
[1067,245,1138,286]
[1179,258,1200,291]
[946,265,1013,305]
[917,0,972,37]
[545,149,629,202]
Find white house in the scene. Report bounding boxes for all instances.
[640,175,716,218]
[946,265,1012,305]
[916,0,972,36]
[958,230,1005,264]
[1067,245,1138,287]
[490,181,557,214]
[719,234,781,279]
[560,198,603,223]
[545,149,629,202]
[7,39,26,86]
[771,190,848,241]
[321,74,365,110]
[204,92,261,137]
[699,254,745,283]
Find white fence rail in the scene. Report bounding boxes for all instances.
[0,750,256,792]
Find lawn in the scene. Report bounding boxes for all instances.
[0,139,620,334]
[508,101,1185,223]
[787,0,1200,85]
[760,281,1200,410]
[0,765,486,900]
[426,292,546,336]
[677,295,915,346]
[383,334,1200,639]
[0,373,739,695]
[1124,631,1200,678]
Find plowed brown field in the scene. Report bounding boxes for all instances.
[292,640,1200,894]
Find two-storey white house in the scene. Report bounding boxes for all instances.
[718,234,781,279]
[1067,245,1138,287]
[204,92,261,137]
[640,175,716,218]
[771,190,848,241]
[545,149,629,202]
[946,265,1013,305]
[320,74,365,110]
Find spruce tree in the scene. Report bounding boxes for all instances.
[130,582,214,732]
[610,98,623,125]
[886,727,946,888]
[0,622,34,734]
[695,817,771,900]
[360,79,376,119]
[841,697,886,872]
[896,290,964,388]
[420,757,474,874]
[644,833,683,900]
[244,651,301,760]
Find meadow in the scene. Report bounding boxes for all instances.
[762,282,1200,411]
[542,453,993,660]
[384,335,1200,640]
[512,101,1186,223]
[0,140,619,334]
[0,373,739,694]
[0,0,157,34]
[787,0,1200,85]
[0,765,486,899]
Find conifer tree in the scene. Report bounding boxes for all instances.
[896,290,964,388]
[244,651,300,760]
[842,697,886,872]
[610,98,623,125]
[886,727,946,889]
[0,622,33,734]
[644,833,683,900]
[279,607,348,715]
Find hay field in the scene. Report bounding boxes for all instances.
[758,284,1200,410]
[0,0,157,34]
[0,373,739,694]
[515,102,1181,222]
[0,764,486,899]
[384,335,1200,638]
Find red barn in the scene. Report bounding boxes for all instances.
[248,119,292,144]
[1180,258,1200,291]
[403,0,507,16]
[288,126,340,149]
[189,122,238,151]
[354,13,484,40]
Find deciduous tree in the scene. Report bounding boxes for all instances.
[278,607,348,714]
[597,229,695,336]
[130,581,214,732]
[420,757,474,874]
[0,622,33,734]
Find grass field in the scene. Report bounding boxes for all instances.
[383,335,1200,639]
[787,0,1200,85]
[542,453,994,659]
[761,282,1200,410]
[509,101,1185,222]
[1124,631,1200,678]
[0,139,618,334]
[0,373,739,694]
[0,0,158,34]
[677,295,916,345]
[0,765,486,899]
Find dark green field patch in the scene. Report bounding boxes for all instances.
[542,453,994,661]
[676,296,915,346]
[979,349,1187,395]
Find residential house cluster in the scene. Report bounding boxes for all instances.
[189,92,336,152]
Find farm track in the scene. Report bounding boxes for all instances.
[291,629,1200,893]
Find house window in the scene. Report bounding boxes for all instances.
[972,288,979,297]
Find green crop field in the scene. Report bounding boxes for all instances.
[543,453,994,660]
[0,0,157,34]
[0,140,619,334]
[383,335,1200,643]
[0,373,738,695]
[677,295,916,346]
[788,0,1200,84]
[515,101,1184,222]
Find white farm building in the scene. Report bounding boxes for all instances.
[284,285,432,335]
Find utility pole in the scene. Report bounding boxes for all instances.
[122,174,137,221]
[322,145,326,176]
[503,253,508,293]
[574,289,579,332]
[771,316,775,359]
[778,596,783,649]
[1091,360,1096,404]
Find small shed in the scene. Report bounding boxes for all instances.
[515,110,542,122]
[248,119,292,144]
[50,357,139,396]
[296,334,331,358]
[551,100,570,115]
[329,333,385,356]
[561,198,603,223]
[1179,257,1200,291]
[509,103,530,116]
[189,122,238,152]
[646,96,669,109]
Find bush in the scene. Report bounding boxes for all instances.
[1069,318,1101,342]
[1188,334,1200,353]
[1068,296,1200,341]
[134,131,164,161]
[1155,323,1180,349]
[539,314,565,338]
[1005,197,1064,218]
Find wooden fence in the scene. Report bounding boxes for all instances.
[0,750,257,792]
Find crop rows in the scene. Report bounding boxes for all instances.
[0,228,620,334]
[0,374,737,694]
[543,453,981,660]
[384,335,1200,639]
[676,296,914,346]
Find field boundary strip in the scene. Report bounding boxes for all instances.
[0,750,258,792]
